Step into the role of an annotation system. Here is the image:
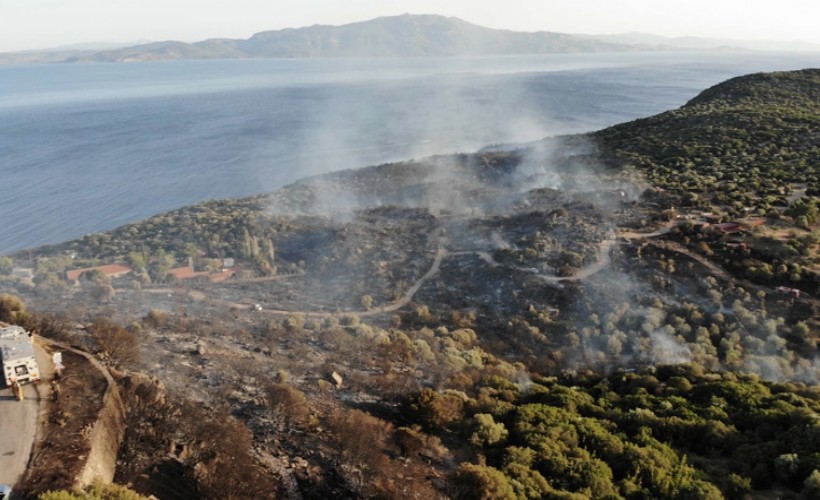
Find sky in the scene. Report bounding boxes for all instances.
[2,0,820,52]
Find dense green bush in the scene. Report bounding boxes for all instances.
[410,365,820,499]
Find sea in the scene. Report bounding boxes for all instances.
[0,51,817,254]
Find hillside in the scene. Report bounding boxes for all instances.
[3,70,819,499]
[594,69,820,210]
[592,69,820,290]
[64,14,644,63]
[25,69,820,294]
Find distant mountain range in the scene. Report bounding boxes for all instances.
[1,14,818,64]
[0,41,150,65]
[577,32,820,52]
[62,15,647,63]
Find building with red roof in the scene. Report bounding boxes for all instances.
[65,264,132,285]
[167,266,209,281]
[167,266,239,283]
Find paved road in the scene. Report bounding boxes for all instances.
[0,340,53,488]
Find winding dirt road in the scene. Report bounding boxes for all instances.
[646,240,731,280]
[362,247,447,316]
[147,222,682,318]
[454,225,674,284]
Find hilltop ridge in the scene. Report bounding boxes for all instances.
[684,69,820,107]
[63,14,640,63]
[4,14,818,65]
[594,69,820,209]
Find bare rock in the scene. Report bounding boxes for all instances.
[330,371,343,388]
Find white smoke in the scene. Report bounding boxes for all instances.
[648,329,693,365]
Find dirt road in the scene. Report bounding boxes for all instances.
[155,224,679,318]
[363,247,447,316]
[0,340,53,488]
[452,225,676,284]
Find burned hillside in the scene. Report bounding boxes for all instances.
[2,69,819,499]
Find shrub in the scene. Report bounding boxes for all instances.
[39,480,150,500]
[448,463,516,500]
[469,413,509,447]
[88,317,140,368]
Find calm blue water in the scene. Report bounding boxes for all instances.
[0,51,817,254]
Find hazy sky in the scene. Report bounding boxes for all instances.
[2,0,820,52]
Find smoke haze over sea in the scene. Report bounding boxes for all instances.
[0,51,817,254]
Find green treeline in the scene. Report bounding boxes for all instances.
[405,365,820,499]
[594,69,820,218]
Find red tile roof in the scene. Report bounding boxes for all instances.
[208,268,238,282]
[168,266,209,280]
[66,264,132,283]
[713,222,745,233]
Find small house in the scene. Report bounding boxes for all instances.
[65,264,132,285]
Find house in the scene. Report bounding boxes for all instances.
[65,264,132,285]
[776,286,801,299]
[208,268,238,283]
[738,217,765,228]
[11,267,34,284]
[713,218,764,234]
[166,266,238,283]
[167,266,210,282]
[713,222,745,234]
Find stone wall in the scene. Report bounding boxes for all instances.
[75,380,125,487]
[38,337,127,489]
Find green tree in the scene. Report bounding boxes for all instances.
[182,242,201,262]
[0,256,12,275]
[774,453,801,486]
[804,470,820,499]
[449,463,516,500]
[0,293,28,324]
[266,382,311,430]
[724,473,752,500]
[407,388,466,431]
[469,413,509,447]
[503,447,553,499]
[148,249,175,281]
[126,251,147,272]
[88,317,140,368]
